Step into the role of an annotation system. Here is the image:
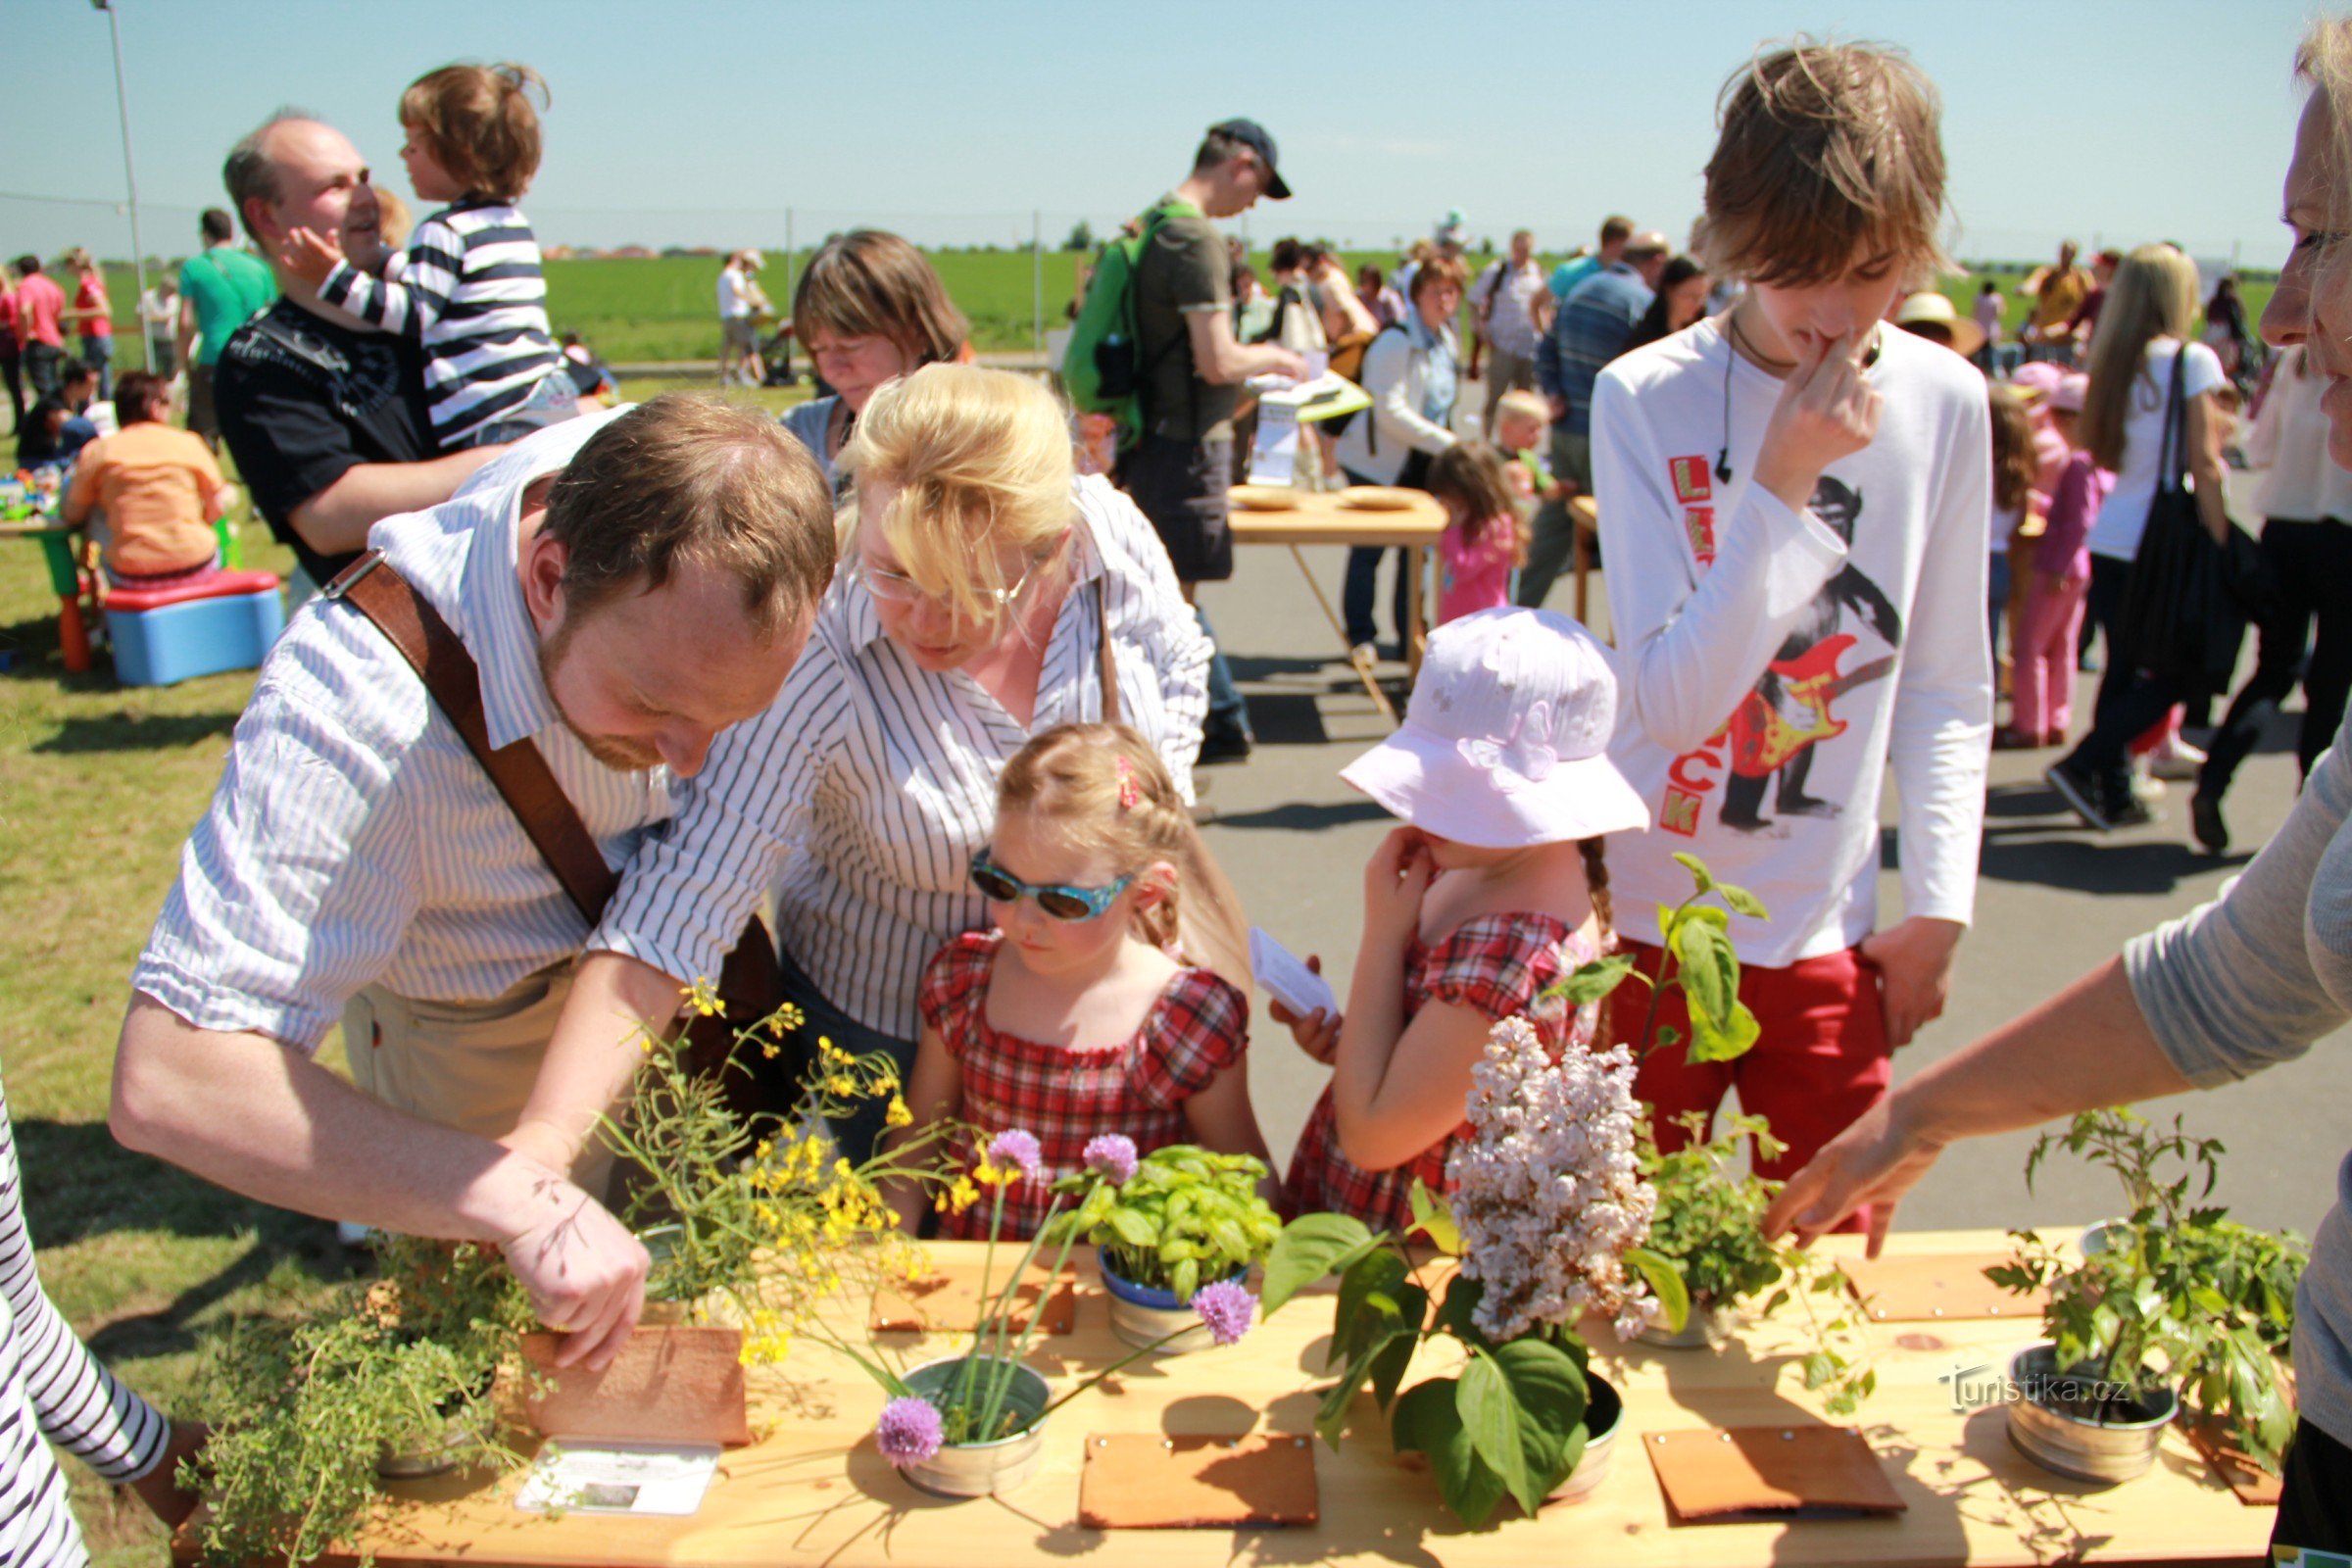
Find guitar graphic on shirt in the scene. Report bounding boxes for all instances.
[1727,633,1898,778]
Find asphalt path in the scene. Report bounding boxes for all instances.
[1190,465,2349,1245]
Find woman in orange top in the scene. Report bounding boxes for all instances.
[62,370,231,587]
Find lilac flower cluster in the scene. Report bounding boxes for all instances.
[1446,1016,1660,1343]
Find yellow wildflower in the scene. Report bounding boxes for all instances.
[885,1096,913,1129]
[682,977,724,1017]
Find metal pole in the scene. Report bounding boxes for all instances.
[96,0,156,372]
[1032,210,1043,361]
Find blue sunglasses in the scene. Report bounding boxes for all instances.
[968,847,1133,921]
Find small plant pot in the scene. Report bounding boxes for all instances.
[2079,1219,2129,1258]
[1544,1373,1625,1506]
[376,1409,488,1481]
[1097,1250,1240,1353]
[2005,1343,2178,1485]
[897,1356,1051,1498]
[1635,1298,1738,1350]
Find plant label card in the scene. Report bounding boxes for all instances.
[1078,1434,1319,1529]
[1248,403,1298,487]
[1250,927,1336,1020]
[1643,1427,1905,1522]
[513,1442,721,1517]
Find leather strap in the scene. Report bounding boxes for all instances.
[1096,576,1120,727]
[324,551,618,924]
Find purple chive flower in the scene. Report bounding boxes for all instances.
[1083,1134,1140,1185]
[1192,1279,1257,1348]
[988,1129,1045,1184]
[875,1396,944,1466]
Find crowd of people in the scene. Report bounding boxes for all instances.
[9,24,2352,1562]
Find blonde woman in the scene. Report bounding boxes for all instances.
[1767,23,2352,1548]
[558,364,1213,1160]
[2045,244,2233,832]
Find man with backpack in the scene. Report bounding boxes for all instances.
[1072,119,1304,762]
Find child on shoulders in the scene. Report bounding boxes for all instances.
[278,62,574,452]
[1277,609,1649,1232]
[888,723,1269,1239]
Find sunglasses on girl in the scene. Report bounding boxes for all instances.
[967,847,1133,920]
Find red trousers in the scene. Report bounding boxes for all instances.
[1614,941,1890,1235]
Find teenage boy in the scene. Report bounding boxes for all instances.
[1592,40,1993,1230]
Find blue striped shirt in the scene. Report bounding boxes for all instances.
[598,475,1210,1040]
[132,414,677,1050]
[0,1066,169,1568]
[318,197,565,449]
[1535,261,1653,436]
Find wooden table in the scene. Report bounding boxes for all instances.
[1227,488,1445,723]
[286,1230,2274,1567]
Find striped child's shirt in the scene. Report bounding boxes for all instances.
[318,197,565,450]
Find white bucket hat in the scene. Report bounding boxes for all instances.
[1340,608,1650,848]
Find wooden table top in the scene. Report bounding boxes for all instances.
[1226,487,1446,547]
[274,1231,2272,1568]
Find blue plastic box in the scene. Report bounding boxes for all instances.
[106,587,285,686]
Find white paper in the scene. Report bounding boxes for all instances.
[1248,403,1298,486]
[1250,926,1337,1018]
[513,1442,721,1517]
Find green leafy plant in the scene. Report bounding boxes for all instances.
[1988,1107,2306,1470]
[1553,851,1765,1064]
[188,1236,533,1567]
[1042,1145,1282,1300]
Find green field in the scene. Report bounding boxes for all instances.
[80,248,2277,373]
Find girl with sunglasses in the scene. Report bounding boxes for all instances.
[883,724,1270,1239]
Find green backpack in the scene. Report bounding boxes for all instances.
[1061,199,1194,451]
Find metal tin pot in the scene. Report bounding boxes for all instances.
[376,1411,486,1480]
[1097,1250,1243,1353]
[2005,1343,2178,1484]
[1635,1298,1738,1350]
[2079,1219,2129,1258]
[896,1357,1051,1497]
[1544,1373,1624,1506]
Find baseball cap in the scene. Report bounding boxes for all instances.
[1209,118,1291,200]
[1339,609,1649,848]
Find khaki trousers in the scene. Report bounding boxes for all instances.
[341,961,613,1196]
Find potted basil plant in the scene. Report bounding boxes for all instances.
[1041,1142,1283,1351]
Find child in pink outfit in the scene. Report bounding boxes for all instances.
[1427,441,1526,624]
[2013,375,2106,745]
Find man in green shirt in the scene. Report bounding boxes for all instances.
[175,207,277,450]
[1123,118,1305,762]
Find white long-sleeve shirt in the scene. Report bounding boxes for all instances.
[597,475,1211,1040]
[2244,350,2341,524]
[1592,319,1992,967]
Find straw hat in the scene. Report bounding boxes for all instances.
[1892,291,1985,361]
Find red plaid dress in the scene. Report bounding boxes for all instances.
[1281,913,1601,1234]
[921,931,1250,1240]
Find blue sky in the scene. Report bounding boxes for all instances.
[6,0,2318,270]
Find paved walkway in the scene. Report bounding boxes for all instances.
[1192,503,2349,1243]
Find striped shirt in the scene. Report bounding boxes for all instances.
[318,198,565,450]
[132,414,678,1050]
[599,475,1210,1041]
[0,1067,170,1568]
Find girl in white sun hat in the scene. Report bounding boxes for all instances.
[1278,607,1650,1231]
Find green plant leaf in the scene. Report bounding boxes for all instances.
[1334,1250,1412,1367]
[1624,1247,1691,1333]
[1261,1214,1380,1316]
[1672,852,1715,893]
[1474,1339,1592,1511]
[1315,1346,1377,1446]
[1103,1205,1158,1250]
[1716,881,1768,918]
[1687,999,1762,1064]
[1407,1180,1463,1254]
[1455,1352,1534,1513]
[1672,915,1739,1030]
[1550,955,1637,1007]
[1435,1273,1493,1351]
[1368,1307,1424,1411]
[1392,1379,1507,1528]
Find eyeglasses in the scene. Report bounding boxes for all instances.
[968,847,1132,921]
[860,548,1050,610]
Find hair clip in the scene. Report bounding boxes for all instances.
[1115,756,1140,810]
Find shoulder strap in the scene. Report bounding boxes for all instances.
[1096,575,1121,727]
[2157,341,2191,494]
[324,551,618,924]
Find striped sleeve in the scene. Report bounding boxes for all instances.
[1086,481,1209,798]
[318,215,466,340]
[0,1072,170,1487]
[593,631,853,987]
[132,676,423,1051]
